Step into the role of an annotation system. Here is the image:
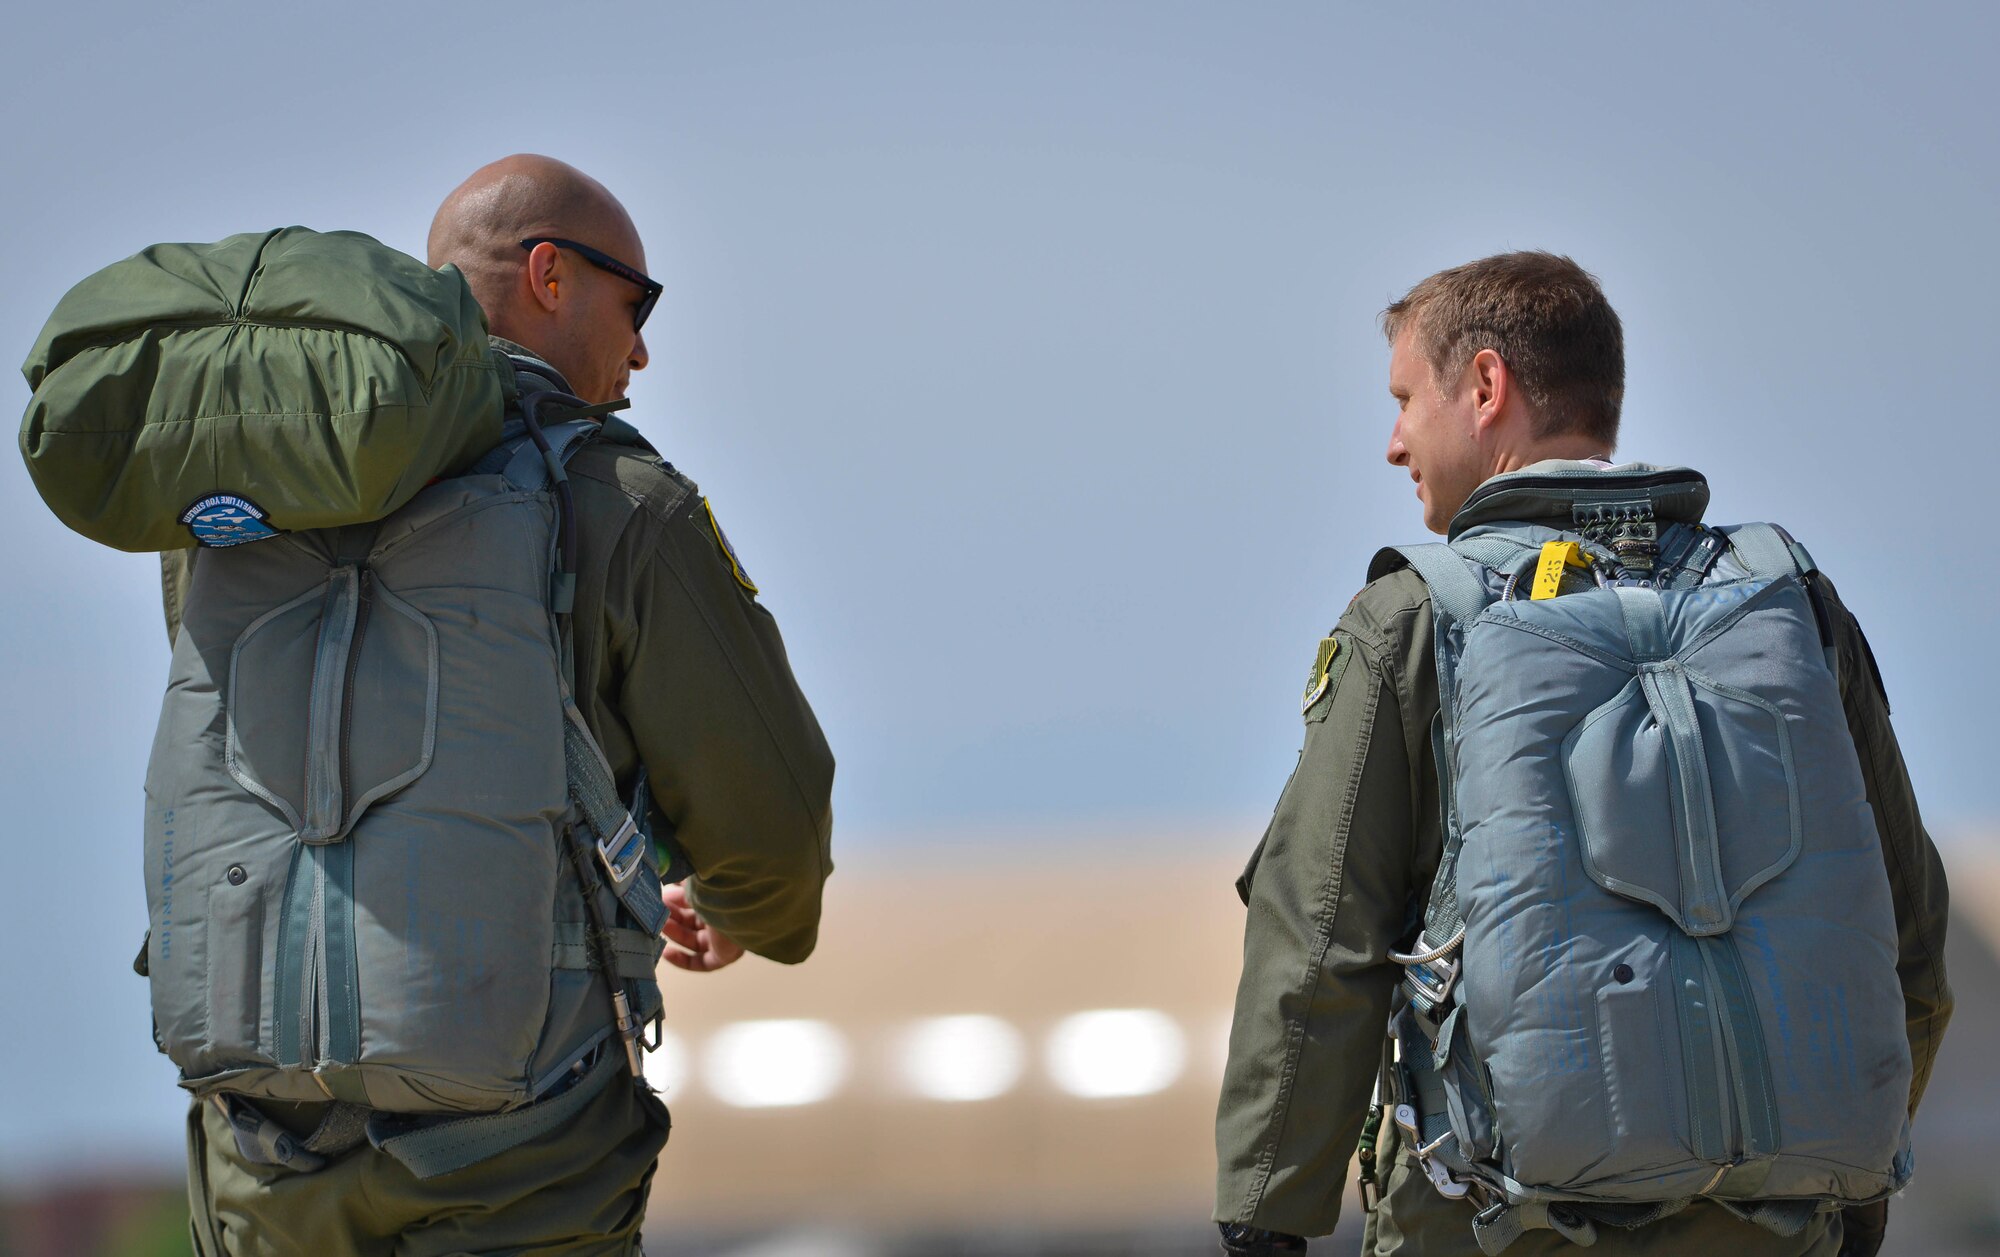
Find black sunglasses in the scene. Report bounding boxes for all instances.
[519,237,663,332]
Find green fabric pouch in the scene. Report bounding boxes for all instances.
[19,226,503,551]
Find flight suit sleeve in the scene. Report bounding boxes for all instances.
[612,498,835,965]
[1816,573,1952,1114]
[161,549,192,643]
[1214,612,1426,1238]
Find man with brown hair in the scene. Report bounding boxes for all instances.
[1214,252,1950,1255]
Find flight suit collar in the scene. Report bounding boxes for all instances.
[486,336,577,398]
[1446,460,1711,540]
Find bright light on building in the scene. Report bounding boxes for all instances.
[1044,1009,1186,1099]
[703,1019,849,1108]
[642,1029,689,1095]
[895,1014,1026,1102]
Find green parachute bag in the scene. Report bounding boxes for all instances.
[20,227,503,551]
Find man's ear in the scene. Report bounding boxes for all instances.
[525,241,563,314]
[1469,348,1511,434]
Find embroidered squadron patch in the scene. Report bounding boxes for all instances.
[179,494,278,548]
[703,497,758,595]
[1302,636,1341,713]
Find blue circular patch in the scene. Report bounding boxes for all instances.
[179,494,279,547]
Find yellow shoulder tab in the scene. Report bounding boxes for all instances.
[1531,541,1589,600]
[702,497,758,595]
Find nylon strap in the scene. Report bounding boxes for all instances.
[1702,936,1784,1159]
[367,1043,623,1180]
[1724,522,1798,582]
[1472,1200,1599,1255]
[562,705,669,938]
[553,922,666,979]
[215,1094,371,1174]
[1452,534,1541,583]
[1670,934,1729,1164]
[1383,544,1496,1008]
[1394,543,1493,625]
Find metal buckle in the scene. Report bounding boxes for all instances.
[1389,927,1464,1006]
[595,814,645,889]
[1393,1104,1472,1201]
[1407,956,1460,1006]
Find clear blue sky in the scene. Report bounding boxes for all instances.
[2,0,1994,1178]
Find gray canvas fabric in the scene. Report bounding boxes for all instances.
[1385,464,1911,1236]
[142,366,663,1116]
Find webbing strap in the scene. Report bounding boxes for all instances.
[368,1043,622,1180]
[1670,935,1729,1164]
[554,922,666,979]
[1472,1197,1695,1256]
[215,1095,370,1174]
[562,706,669,938]
[1452,535,1540,583]
[1725,523,1798,582]
[1703,936,1784,1159]
[1720,1197,1820,1238]
[1471,1200,1599,1255]
[1382,544,1495,1012]
[1394,543,1493,625]
[1638,663,1728,935]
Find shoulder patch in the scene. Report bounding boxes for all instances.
[179,493,278,547]
[703,497,758,595]
[1302,635,1341,714]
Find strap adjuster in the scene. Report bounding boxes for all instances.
[595,814,645,890]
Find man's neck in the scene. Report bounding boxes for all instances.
[1490,434,1615,477]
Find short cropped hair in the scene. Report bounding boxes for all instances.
[1382,251,1624,447]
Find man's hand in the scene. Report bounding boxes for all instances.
[661,881,746,973]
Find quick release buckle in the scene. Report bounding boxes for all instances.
[1393,1103,1471,1201]
[596,814,646,890]
[1389,926,1465,1008]
[1407,956,1460,1006]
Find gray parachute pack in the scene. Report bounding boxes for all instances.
[140,350,671,1178]
[1374,462,1910,1253]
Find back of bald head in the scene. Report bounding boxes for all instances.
[427,154,636,319]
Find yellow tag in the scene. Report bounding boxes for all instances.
[1302,637,1340,712]
[1531,541,1588,600]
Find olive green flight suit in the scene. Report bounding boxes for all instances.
[1215,523,1952,1254]
[162,343,835,1255]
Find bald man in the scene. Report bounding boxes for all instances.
[173,156,835,1256]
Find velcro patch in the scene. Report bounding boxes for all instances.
[180,493,278,548]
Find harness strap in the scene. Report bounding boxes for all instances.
[1722,521,1797,581]
[1722,523,1837,676]
[1389,543,1492,625]
[553,922,667,979]
[214,1095,370,1173]
[366,1043,624,1181]
[1377,543,1497,1009]
[563,705,669,938]
[1472,1196,1696,1255]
